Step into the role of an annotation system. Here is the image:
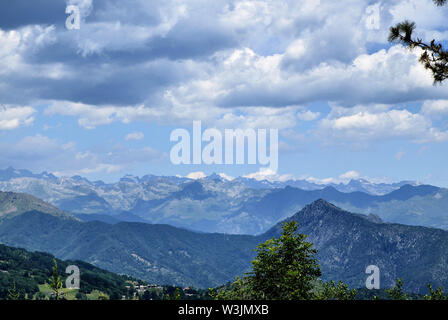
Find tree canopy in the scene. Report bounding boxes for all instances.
[389,0,448,83]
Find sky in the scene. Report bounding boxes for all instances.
[1,0,448,186]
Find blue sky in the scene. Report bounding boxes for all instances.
[1,0,448,186]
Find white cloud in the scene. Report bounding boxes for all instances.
[41,37,444,133]
[14,134,61,157]
[184,172,234,181]
[168,44,441,113]
[77,163,123,175]
[186,171,207,180]
[4,0,448,159]
[0,106,35,130]
[317,105,448,145]
[339,170,361,180]
[300,170,393,185]
[243,168,293,182]
[297,110,320,121]
[44,100,301,130]
[390,0,448,29]
[125,131,144,141]
[422,100,448,115]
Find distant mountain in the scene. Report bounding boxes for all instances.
[75,212,149,224]
[0,166,57,181]
[236,184,444,229]
[2,192,448,293]
[0,191,76,220]
[0,192,258,288]
[232,176,417,195]
[0,167,442,234]
[129,182,444,234]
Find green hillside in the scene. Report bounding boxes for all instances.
[0,209,258,288]
[0,243,143,300]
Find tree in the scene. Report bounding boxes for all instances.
[215,221,322,300]
[316,280,357,300]
[248,221,322,300]
[98,292,109,300]
[386,278,408,300]
[48,259,63,300]
[7,282,20,300]
[174,288,182,300]
[211,277,256,300]
[424,284,447,300]
[389,0,448,83]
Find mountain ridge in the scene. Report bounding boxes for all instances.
[0,191,77,220]
[1,193,448,293]
[0,167,442,234]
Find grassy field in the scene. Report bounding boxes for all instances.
[37,284,109,300]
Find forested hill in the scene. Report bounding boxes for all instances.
[0,243,142,300]
[264,199,448,293]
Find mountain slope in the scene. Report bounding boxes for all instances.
[0,243,142,299]
[0,191,76,220]
[2,192,448,292]
[0,208,258,288]
[264,199,448,293]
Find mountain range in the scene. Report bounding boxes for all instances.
[2,191,448,293]
[0,167,416,195]
[0,167,446,234]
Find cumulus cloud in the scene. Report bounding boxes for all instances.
[422,100,448,116]
[44,100,301,130]
[217,45,444,108]
[2,0,448,110]
[317,104,448,146]
[0,106,35,130]
[2,0,448,158]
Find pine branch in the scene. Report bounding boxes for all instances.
[388,1,448,83]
